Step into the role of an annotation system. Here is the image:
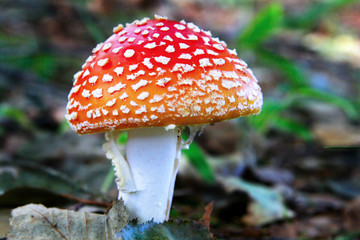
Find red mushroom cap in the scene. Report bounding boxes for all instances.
[66,16,262,134]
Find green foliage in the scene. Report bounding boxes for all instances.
[237,2,359,139]
[286,0,357,29]
[294,87,359,119]
[256,48,309,87]
[182,141,215,184]
[249,99,313,141]
[119,220,211,240]
[0,104,30,129]
[238,3,283,48]
[334,232,360,240]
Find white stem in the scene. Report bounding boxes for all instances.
[118,127,181,223]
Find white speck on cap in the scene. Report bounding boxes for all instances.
[156,77,171,87]
[106,98,116,107]
[88,76,98,84]
[82,89,91,98]
[114,67,124,76]
[221,80,241,89]
[71,85,80,94]
[207,49,219,56]
[165,124,176,130]
[108,82,126,94]
[113,24,124,33]
[178,53,192,60]
[128,37,136,43]
[165,45,175,53]
[70,112,78,120]
[134,28,142,34]
[135,105,147,114]
[149,95,164,103]
[83,69,90,78]
[143,58,153,69]
[118,36,127,43]
[175,32,186,40]
[213,43,224,51]
[223,71,239,79]
[209,69,222,80]
[137,92,149,100]
[102,108,109,115]
[179,43,189,49]
[120,105,130,114]
[92,88,103,98]
[144,42,157,49]
[154,56,171,65]
[187,34,198,40]
[213,58,225,65]
[199,58,213,67]
[163,35,173,41]
[172,63,194,73]
[97,58,109,67]
[202,37,210,45]
[119,92,129,100]
[113,109,119,116]
[112,47,122,53]
[194,49,205,55]
[154,14,168,20]
[102,43,112,51]
[124,49,135,58]
[132,79,148,91]
[129,64,138,71]
[102,74,113,82]
[92,43,103,53]
[229,49,238,56]
[174,24,186,30]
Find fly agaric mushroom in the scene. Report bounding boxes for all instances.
[66,15,262,223]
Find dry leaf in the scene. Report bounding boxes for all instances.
[7,200,128,240]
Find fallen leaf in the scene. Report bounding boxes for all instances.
[199,201,213,230]
[313,123,360,147]
[219,176,294,225]
[7,200,128,240]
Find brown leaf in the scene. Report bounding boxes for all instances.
[199,201,213,230]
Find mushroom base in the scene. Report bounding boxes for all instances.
[119,127,181,223]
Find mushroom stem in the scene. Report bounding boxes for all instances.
[118,127,181,223]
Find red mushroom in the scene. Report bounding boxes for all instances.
[66,15,262,223]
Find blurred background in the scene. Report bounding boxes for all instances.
[0,0,359,239]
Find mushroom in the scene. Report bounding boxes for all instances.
[65,15,262,223]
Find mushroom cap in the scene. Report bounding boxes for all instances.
[66,17,263,134]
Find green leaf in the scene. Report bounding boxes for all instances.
[238,3,283,48]
[286,0,357,29]
[256,48,309,87]
[248,99,313,141]
[0,104,30,129]
[270,118,313,141]
[294,87,359,119]
[183,142,215,184]
[220,177,293,225]
[248,99,286,133]
[119,220,211,240]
